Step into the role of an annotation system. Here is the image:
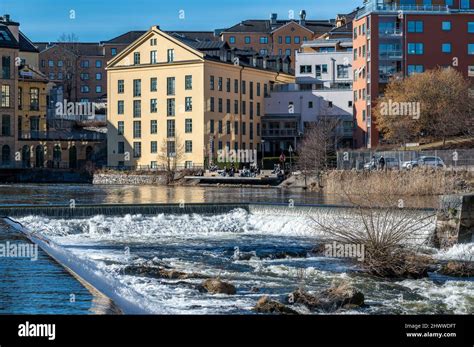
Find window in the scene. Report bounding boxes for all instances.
[167,77,175,95]
[133,142,141,158]
[234,121,238,135]
[408,43,424,55]
[48,60,54,68]
[167,119,175,138]
[150,78,157,92]
[133,79,141,97]
[185,97,192,111]
[218,98,223,113]
[96,86,102,93]
[229,36,236,44]
[111,48,117,56]
[227,121,231,135]
[167,141,176,157]
[95,60,102,68]
[151,120,158,134]
[442,43,452,53]
[1,85,10,107]
[285,49,291,56]
[242,80,246,94]
[133,100,141,118]
[407,21,423,33]
[257,83,261,97]
[151,141,158,154]
[242,122,246,136]
[234,100,238,114]
[133,121,141,139]
[185,119,192,133]
[118,80,124,93]
[150,50,157,64]
[245,36,251,44]
[469,22,474,33]
[337,65,349,78]
[256,102,261,116]
[408,65,424,75]
[96,73,102,80]
[300,65,312,74]
[134,52,140,65]
[278,36,283,44]
[285,36,291,44]
[167,99,175,116]
[150,38,157,46]
[461,0,470,9]
[469,65,474,77]
[226,78,231,92]
[117,121,124,135]
[218,120,223,134]
[249,122,254,140]
[226,99,231,113]
[2,56,10,79]
[151,161,158,169]
[294,36,300,44]
[80,73,89,80]
[167,49,174,63]
[218,77,223,91]
[118,142,124,154]
[468,44,474,55]
[184,141,192,153]
[81,60,90,68]
[442,21,451,31]
[150,99,157,113]
[210,120,214,133]
[210,97,215,112]
[1,115,10,136]
[18,87,22,110]
[260,36,268,44]
[185,75,192,90]
[118,101,124,114]
[308,101,313,108]
[210,76,215,90]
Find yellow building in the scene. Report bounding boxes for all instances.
[106,26,294,169]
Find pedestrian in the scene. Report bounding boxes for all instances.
[379,156,386,171]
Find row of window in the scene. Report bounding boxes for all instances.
[118,76,192,96]
[42,59,103,69]
[408,20,474,33]
[228,35,308,45]
[132,49,175,65]
[209,76,270,98]
[408,42,474,54]
[299,64,350,79]
[80,85,103,94]
[209,98,262,117]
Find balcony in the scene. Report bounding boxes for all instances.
[357,2,449,18]
[379,51,403,60]
[18,130,106,141]
[379,29,403,37]
[262,129,299,138]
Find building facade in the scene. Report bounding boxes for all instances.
[263,38,354,155]
[219,11,336,68]
[353,0,474,148]
[107,26,294,169]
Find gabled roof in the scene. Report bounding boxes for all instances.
[167,31,218,42]
[35,42,105,57]
[0,24,18,49]
[102,30,147,45]
[222,19,334,35]
[19,31,39,53]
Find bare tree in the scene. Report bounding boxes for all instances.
[56,33,80,102]
[310,189,436,278]
[157,134,185,184]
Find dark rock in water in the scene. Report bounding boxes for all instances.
[263,250,309,260]
[122,264,207,280]
[200,278,236,295]
[288,283,365,312]
[233,247,257,261]
[254,296,299,315]
[439,261,474,278]
[251,286,260,293]
[288,288,320,310]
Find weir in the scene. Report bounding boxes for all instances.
[0,202,436,219]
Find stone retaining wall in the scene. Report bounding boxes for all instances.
[92,173,167,185]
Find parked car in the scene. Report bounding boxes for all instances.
[402,156,446,170]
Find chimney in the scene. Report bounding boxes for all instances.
[299,10,307,26]
[270,13,278,25]
[1,14,19,42]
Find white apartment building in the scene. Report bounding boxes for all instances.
[263,38,354,155]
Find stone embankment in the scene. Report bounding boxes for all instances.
[93,173,167,185]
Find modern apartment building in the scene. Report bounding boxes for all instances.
[219,11,335,68]
[106,26,294,169]
[263,38,354,155]
[353,0,474,148]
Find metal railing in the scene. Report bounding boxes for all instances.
[379,51,403,60]
[18,131,106,141]
[262,129,299,137]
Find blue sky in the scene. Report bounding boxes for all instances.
[1,0,358,42]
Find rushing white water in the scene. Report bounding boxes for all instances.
[16,209,474,315]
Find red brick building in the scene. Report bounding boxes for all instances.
[353,0,474,148]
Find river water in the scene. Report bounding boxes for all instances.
[0,184,472,315]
